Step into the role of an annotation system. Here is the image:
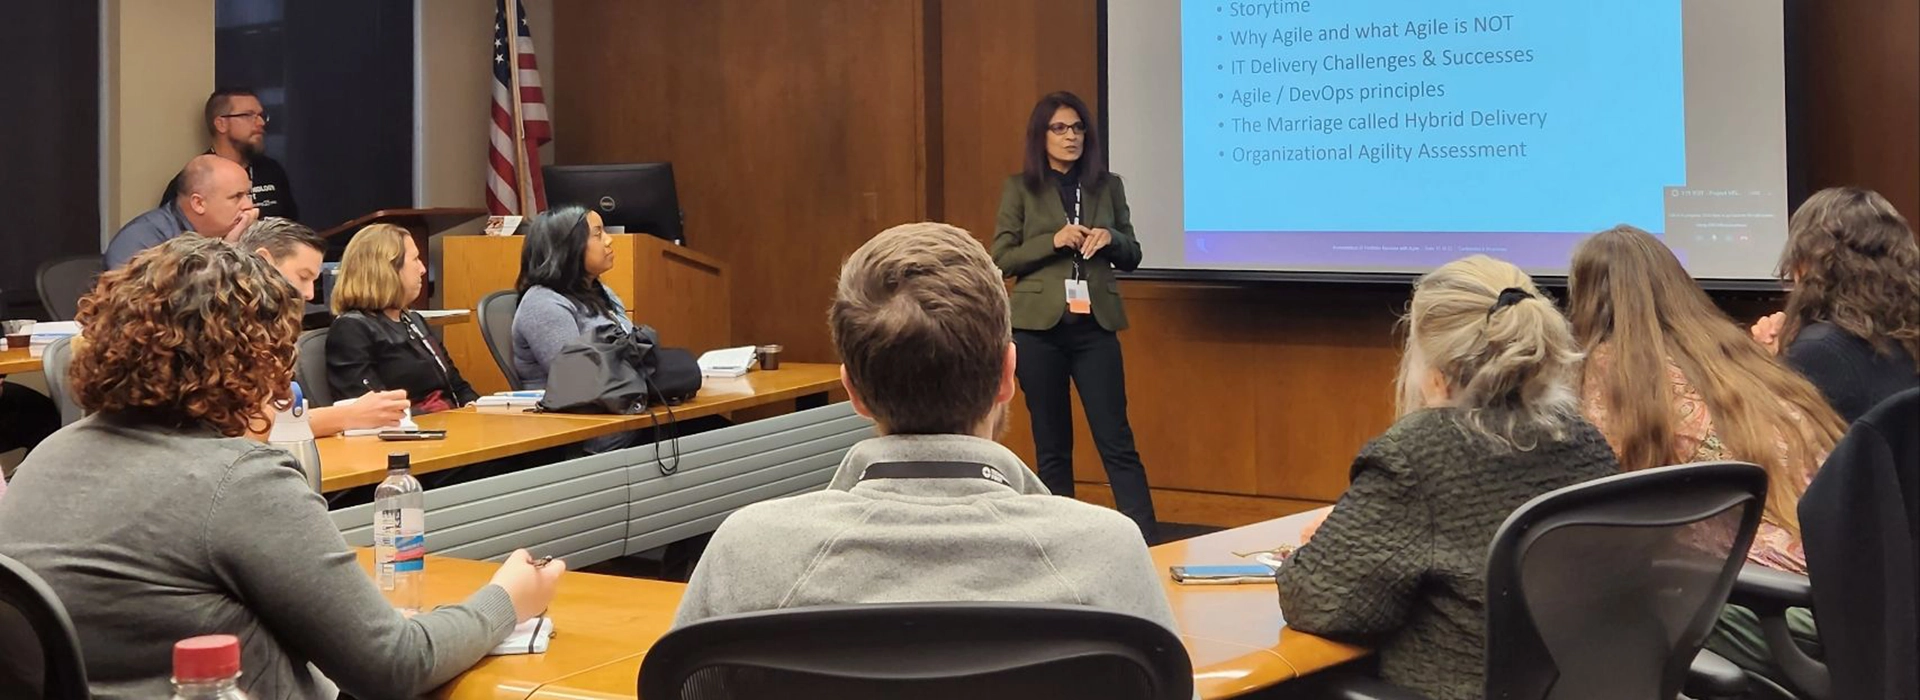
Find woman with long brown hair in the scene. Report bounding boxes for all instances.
[1570,225,1845,571]
[1752,186,1920,421]
[1568,225,1845,689]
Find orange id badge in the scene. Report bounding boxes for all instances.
[1066,279,1092,314]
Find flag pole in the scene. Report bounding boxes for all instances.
[506,0,533,214]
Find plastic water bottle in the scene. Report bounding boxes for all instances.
[268,384,322,494]
[171,634,250,699]
[374,452,426,614]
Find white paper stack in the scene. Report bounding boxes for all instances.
[697,346,757,378]
[475,390,544,411]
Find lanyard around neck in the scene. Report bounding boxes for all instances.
[857,461,1011,487]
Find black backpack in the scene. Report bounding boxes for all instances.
[537,324,702,415]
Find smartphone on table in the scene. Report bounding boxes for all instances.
[1168,564,1277,585]
[377,430,447,441]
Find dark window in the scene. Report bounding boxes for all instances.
[216,0,414,233]
[0,2,99,319]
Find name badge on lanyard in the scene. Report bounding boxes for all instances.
[1066,186,1091,314]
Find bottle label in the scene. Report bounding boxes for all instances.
[394,507,426,573]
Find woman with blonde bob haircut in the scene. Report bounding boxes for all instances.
[0,237,563,698]
[1276,255,1619,699]
[326,223,478,412]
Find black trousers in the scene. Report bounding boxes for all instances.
[1013,318,1158,541]
[0,382,60,455]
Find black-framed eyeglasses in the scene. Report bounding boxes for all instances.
[1048,121,1087,135]
[220,111,270,124]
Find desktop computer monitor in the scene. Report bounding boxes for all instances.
[543,163,685,244]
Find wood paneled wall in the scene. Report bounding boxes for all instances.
[552,0,928,363]
[1799,0,1920,219]
[552,0,1920,526]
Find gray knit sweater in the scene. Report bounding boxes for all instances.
[673,434,1181,636]
[1275,408,1619,700]
[511,283,633,389]
[0,414,518,700]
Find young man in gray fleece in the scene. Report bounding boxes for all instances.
[672,222,1180,636]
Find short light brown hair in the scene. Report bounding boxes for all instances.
[331,223,411,314]
[830,222,1010,434]
[71,236,301,437]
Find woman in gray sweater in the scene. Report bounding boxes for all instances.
[1275,256,1620,700]
[0,237,564,699]
[511,206,634,388]
[512,206,643,451]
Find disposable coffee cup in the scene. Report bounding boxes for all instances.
[757,344,783,370]
[2,320,32,349]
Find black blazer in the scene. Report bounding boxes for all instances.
[325,310,479,412]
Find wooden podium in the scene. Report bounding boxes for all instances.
[441,234,732,394]
[320,207,488,308]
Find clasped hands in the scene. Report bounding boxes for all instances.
[1052,224,1112,258]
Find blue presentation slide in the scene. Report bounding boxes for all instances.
[1183,1,1686,242]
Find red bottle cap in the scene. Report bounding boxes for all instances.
[173,634,241,682]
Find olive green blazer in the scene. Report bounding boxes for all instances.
[990,173,1142,332]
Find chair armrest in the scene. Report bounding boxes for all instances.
[1685,649,1751,699]
[1726,564,1813,616]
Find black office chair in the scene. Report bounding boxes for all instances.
[1321,461,1768,700]
[39,336,83,426]
[477,290,523,390]
[0,553,91,699]
[295,329,334,408]
[637,602,1194,700]
[1707,388,1920,700]
[35,256,104,322]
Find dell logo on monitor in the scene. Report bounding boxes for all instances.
[597,196,617,212]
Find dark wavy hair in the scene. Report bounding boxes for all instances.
[516,205,616,318]
[71,236,302,437]
[1778,187,1920,365]
[1021,91,1108,193]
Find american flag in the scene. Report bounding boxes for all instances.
[488,0,550,215]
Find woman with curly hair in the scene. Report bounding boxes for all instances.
[1752,187,1920,421]
[0,237,563,699]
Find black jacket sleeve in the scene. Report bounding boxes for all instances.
[324,314,386,401]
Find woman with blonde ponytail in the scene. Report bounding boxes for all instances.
[1276,255,1619,700]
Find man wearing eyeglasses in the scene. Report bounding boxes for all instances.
[159,87,299,221]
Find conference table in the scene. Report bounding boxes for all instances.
[399,506,1367,700]
[317,363,843,491]
[0,347,36,375]
[0,312,469,378]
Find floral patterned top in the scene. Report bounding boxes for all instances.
[1582,343,1817,575]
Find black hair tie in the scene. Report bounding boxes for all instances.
[1487,287,1533,317]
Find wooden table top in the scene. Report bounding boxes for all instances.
[318,363,844,491]
[1151,506,1369,696]
[0,346,41,375]
[352,549,684,700]
[511,506,1367,700]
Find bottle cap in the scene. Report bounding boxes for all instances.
[173,634,241,682]
[387,452,410,472]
